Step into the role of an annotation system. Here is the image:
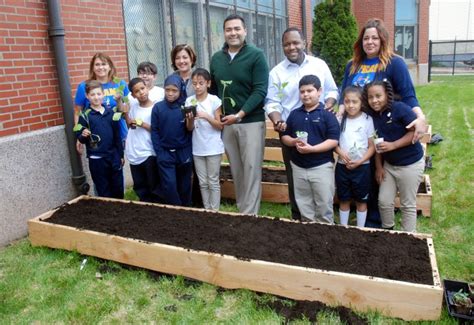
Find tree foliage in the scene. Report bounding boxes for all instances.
[312,0,358,85]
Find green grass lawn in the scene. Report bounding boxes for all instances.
[1,75,473,323]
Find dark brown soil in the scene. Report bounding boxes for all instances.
[220,165,287,183]
[258,297,368,324]
[45,198,434,285]
[265,138,282,147]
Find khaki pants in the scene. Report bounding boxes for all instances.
[193,154,222,211]
[223,122,265,214]
[378,158,424,232]
[291,161,335,224]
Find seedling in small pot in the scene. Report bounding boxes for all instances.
[73,109,102,149]
[181,99,197,118]
[371,130,384,153]
[452,289,473,315]
[295,131,308,144]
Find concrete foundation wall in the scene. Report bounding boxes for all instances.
[408,62,429,85]
[0,126,132,246]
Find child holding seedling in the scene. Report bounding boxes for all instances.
[125,77,160,203]
[365,79,424,232]
[151,74,194,206]
[74,80,124,199]
[281,75,340,223]
[74,53,129,144]
[335,86,375,227]
[184,68,224,210]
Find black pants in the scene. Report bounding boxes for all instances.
[280,139,301,220]
[89,156,124,199]
[130,156,160,203]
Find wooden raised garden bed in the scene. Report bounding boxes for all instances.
[223,138,284,162]
[420,125,432,144]
[28,196,443,321]
[221,164,432,216]
[220,165,289,203]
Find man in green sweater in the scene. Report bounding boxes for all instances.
[210,14,269,215]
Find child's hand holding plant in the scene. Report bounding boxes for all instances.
[81,128,91,138]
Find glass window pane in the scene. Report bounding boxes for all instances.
[123,0,171,86]
[257,0,273,14]
[396,0,417,24]
[209,5,229,56]
[174,1,208,68]
[403,26,415,59]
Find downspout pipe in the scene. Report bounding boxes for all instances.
[302,0,308,46]
[46,0,90,195]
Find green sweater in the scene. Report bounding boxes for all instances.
[210,43,269,123]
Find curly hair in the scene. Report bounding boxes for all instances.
[350,18,394,75]
[364,79,394,112]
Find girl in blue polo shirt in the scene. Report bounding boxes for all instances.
[365,80,424,232]
[151,74,195,206]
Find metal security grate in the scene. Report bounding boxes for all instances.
[123,0,172,86]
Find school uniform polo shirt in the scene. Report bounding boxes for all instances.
[283,103,340,168]
[372,101,423,166]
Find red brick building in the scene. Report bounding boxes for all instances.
[0,0,429,245]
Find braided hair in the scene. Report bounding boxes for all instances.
[364,78,394,112]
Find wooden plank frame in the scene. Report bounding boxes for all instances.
[28,196,442,321]
[223,147,284,163]
[420,125,432,144]
[221,166,432,217]
[221,166,289,203]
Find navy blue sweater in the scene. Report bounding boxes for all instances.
[151,99,192,152]
[75,108,123,159]
[340,56,419,109]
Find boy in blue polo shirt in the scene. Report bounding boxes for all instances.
[281,75,340,223]
[74,80,124,199]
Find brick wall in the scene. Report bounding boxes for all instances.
[287,0,313,51]
[418,0,429,64]
[352,0,395,43]
[0,0,127,138]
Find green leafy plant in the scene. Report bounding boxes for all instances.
[312,0,358,84]
[370,129,379,139]
[220,80,236,116]
[113,77,129,104]
[274,81,289,100]
[73,109,101,147]
[453,289,471,305]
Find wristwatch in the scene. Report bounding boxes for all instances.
[234,114,242,123]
